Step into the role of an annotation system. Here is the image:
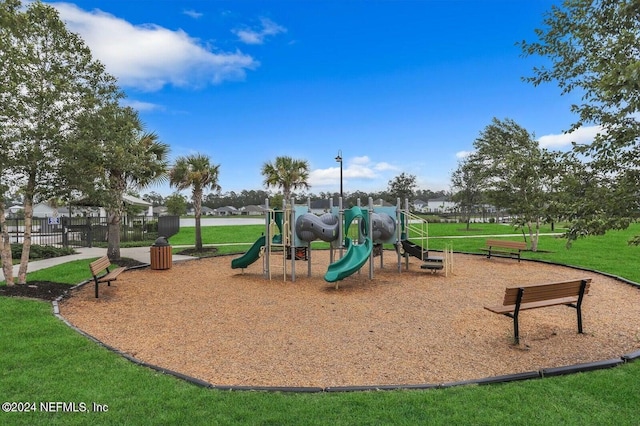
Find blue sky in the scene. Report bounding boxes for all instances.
[48,0,598,198]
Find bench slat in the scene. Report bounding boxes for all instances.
[485,296,580,314]
[97,267,126,283]
[90,256,111,276]
[484,239,527,250]
[503,280,590,305]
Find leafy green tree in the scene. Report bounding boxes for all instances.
[165,193,188,216]
[451,156,485,230]
[68,106,169,260]
[143,191,165,207]
[468,118,560,251]
[520,0,640,241]
[387,173,417,205]
[169,154,221,251]
[261,156,310,203]
[0,0,120,283]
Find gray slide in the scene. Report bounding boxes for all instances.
[295,213,339,242]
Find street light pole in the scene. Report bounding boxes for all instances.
[335,150,343,199]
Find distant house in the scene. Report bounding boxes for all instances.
[122,194,153,217]
[213,206,239,216]
[412,199,428,212]
[153,206,169,216]
[240,205,266,216]
[6,205,24,217]
[32,203,72,218]
[201,206,215,216]
[424,196,457,213]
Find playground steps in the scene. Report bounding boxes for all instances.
[401,239,443,263]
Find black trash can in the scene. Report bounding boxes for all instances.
[150,236,172,270]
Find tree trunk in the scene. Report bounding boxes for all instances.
[107,207,122,261]
[528,219,540,252]
[0,201,14,285]
[17,196,34,284]
[194,188,203,251]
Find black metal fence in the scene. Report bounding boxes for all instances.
[4,216,177,248]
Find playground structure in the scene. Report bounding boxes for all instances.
[231,197,451,285]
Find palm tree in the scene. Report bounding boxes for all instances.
[73,105,169,262]
[261,156,310,203]
[169,154,220,251]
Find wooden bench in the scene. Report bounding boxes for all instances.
[480,239,527,262]
[89,256,126,298]
[484,278,591,344]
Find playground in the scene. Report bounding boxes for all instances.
[59,249,640,388]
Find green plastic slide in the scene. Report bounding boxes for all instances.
[324,237,372,283]
[231,235,266,269]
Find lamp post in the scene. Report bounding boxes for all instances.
[335,150,343,199]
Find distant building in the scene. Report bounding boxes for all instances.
[413,196,457,213]
[240,205,266,215]
[213,206,240,216]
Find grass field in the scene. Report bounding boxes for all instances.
[1,222,640,424]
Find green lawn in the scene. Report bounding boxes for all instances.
[1,222,640,424]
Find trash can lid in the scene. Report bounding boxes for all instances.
[153,236,170,246]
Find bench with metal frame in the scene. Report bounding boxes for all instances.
[89,255,126,298]
[484,278,592,344]
[480,239,527,262]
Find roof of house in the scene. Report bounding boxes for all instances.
[215,206,238,213]
[241,205,266,212]
[123,194,152,207]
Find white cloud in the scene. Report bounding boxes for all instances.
[121,99,163,112]
[233,17,286,45]
[52,3,258,91]
[308,156,396,190]
[183,9,203,19]
[374,162,399,171]
[351,156,370,165]
[538,125,604,148]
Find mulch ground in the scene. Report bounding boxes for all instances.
[58,251,640,388]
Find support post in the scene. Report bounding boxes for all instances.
[264,198,270,279]
[338,197,344,258]
[576,279,588,333]
[396,197,402,273]
[290,197,296,282]
[368,197,373,279]
[513,288,524,344]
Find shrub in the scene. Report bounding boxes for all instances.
[10,244,76,260]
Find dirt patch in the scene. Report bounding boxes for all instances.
[0,281,75,301]
[0,258,145,301]
[59,251,640,388]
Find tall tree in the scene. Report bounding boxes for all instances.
[169,154,220,251]
[468,118,559,251]
[387,172,417,205]
[451,156,484,230]
[261,156,310,202]
[520,0,640,241]
[165,192,188,216]
[0,0,120,283]
[67,106,169,261]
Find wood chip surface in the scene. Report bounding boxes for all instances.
[59,251,640,388]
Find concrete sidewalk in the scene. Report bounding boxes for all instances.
[0,246,197,282]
